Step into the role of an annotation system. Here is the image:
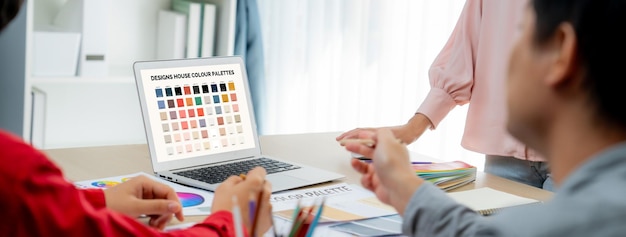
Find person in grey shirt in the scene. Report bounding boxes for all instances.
[341,0,626,236]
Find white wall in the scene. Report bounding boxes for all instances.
[257,0,485,168]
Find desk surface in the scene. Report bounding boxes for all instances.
[43,132,553,224]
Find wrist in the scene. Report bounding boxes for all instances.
[400,114,432,143]
[388,175,423,216]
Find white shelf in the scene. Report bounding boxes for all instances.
[31,77,134,84]
[31,62,136,84]
[23,0,236,149]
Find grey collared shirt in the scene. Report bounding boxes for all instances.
[402,143,626,237]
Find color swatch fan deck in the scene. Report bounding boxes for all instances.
[413,161,477,191]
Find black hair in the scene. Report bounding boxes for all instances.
[532,0,626,129]
[0,0,23,31]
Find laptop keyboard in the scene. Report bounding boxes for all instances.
[174,158,301,184]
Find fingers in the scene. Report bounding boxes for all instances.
[134,199,182,217]
[336,128,376,141]
[263,178,272,195]
[350,158,369,174]
[373,129,406,164]
[351,159,375,190]
[361,172,374,191]
[149,213,173,230]
[137,176,179,202]
[247,166,267,178]
[137,176,184,221]
[241,167,267,190]
[221,175,244,187]
[345,142,375,158]
[211,166,268,216]
[336,128,361,141]
[342,129,377,157]
[376,129,402,148]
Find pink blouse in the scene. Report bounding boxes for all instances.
[416,0,545,161]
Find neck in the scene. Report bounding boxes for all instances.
[543,107,626,185]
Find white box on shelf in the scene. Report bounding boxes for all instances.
[32,31,81,77]
[201,3,217,57]
[202,0,237,56]
[172,0,203,58]
[156,10,187,60]
[30,87,47,149]
[78,0,109,76]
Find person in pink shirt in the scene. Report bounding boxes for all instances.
[337,0,553,190]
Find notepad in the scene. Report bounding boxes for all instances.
[447,187,541,216]
[329,214,402,237]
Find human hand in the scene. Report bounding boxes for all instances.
[103,175,184,230]
[336,114,432,145]
[211,167,272,235]
[344,129,423,215]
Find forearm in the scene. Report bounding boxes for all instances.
[398,113,433,144]
[402,184,484,237]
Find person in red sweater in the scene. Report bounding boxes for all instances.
[0,2,272,236]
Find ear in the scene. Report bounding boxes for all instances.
[544,23,578,87]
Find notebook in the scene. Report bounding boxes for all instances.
[447,187,541,216]
[133,56,344,192]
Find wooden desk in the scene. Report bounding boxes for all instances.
[43,132,553,224]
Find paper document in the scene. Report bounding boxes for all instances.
[163,213,355,236]
[74,172,214,216]
[330,214,403,237]
[271,183,397,223]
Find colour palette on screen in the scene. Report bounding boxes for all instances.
[154,80,246,157]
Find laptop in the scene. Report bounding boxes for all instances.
[133,56,344,192]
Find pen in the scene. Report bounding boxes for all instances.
[250,190,264,237]
[232,196,245,237]
[339,138,405,147]
[269,205,279,237]
[249,198,255,226]
[338,138,375,147]
[356,157,433,165]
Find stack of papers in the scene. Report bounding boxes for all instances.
[413,161,477,191]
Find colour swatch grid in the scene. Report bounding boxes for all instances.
[154,81,245,157]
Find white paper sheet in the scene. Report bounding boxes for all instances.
[74,172,214,216]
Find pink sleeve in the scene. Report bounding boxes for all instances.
[417,0,482,129]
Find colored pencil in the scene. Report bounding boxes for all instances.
[304,198,326,237]
[250,190,264,237]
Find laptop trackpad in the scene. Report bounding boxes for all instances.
[266,175,308,191]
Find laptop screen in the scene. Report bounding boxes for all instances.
[135,59,257,168]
